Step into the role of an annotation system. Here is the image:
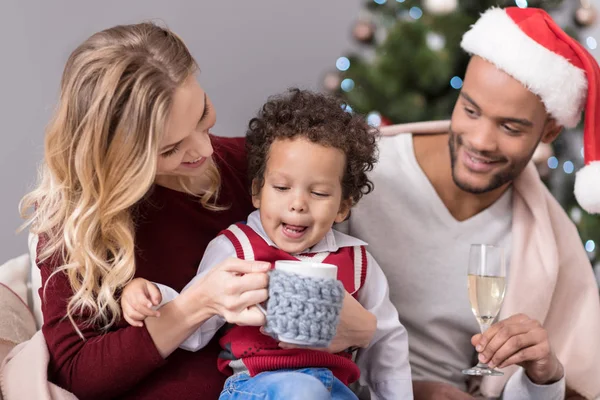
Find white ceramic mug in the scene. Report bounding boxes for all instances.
[273,260,338,279]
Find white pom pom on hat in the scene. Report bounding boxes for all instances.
[460,7,600,214]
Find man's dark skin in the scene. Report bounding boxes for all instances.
[410,56,583,400]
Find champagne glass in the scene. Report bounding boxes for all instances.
[462,244,506,376]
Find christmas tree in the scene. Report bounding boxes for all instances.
[326,0,600,274]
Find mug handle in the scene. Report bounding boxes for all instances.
[256,303,267,316]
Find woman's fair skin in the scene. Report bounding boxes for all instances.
[20,24,376,399]
[154,74,215,191]
[136,74,270,357]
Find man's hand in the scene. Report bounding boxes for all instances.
[277,291,376,353]
[413,381,475,400]
[472,313,563,385]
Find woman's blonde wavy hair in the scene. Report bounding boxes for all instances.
[20,22,222,334]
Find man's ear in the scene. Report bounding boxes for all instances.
[334,198,353,223]
[541,118,563,144]
[251,179,261,209]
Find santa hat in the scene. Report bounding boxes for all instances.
[460,7,600,214]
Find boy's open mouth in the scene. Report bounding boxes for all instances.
[282,223,308,238]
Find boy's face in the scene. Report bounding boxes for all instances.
[253,137,351,254]
[448,56,561,194]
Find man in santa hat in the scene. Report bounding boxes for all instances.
[344,6,600,400]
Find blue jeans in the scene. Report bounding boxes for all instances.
[219,368,358,400]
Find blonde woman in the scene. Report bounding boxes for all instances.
[20,23,376,399]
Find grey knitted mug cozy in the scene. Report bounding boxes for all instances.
[262,269,345,347]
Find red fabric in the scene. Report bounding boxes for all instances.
[505,6,600,166]
[216,222,366,385]
[38,135,254,400]
[222,223,366,296]
[217,326,360,385]
[221,229,247,260]
[359,246,368,289]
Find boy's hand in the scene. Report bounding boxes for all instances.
[276,291,376,353]
[122,278,162,327]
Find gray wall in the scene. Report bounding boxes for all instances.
[0,0,362,256]
[0,0,599,258]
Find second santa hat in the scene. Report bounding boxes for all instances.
[461,6,600,214]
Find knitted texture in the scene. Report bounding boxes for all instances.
[262,269,345,347]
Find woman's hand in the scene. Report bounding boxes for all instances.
[178,257,270,327]
[145,258,269,358]
[278,291,376,353]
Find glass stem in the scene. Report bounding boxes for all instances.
[477,322,492,369]
[479,322,491,334]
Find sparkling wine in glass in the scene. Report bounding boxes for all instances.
[462,244,506,376]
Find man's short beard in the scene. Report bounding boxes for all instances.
[448,127,528,194]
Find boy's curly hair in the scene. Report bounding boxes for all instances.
[246,88,378,205]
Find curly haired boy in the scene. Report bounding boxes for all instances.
[123,88,413,400]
